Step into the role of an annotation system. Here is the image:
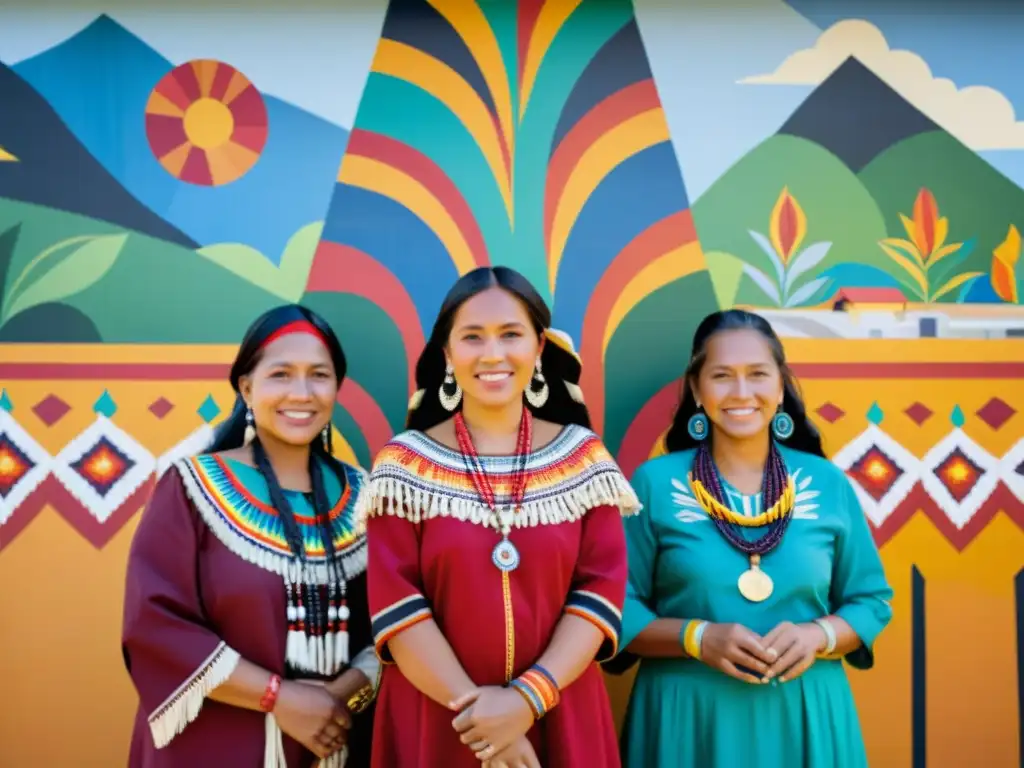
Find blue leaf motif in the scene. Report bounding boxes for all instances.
[785,276,831,307]
[742,262,782,305]
[784,241,832,294]
[748,230,785,286]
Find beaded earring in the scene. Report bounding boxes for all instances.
[687,408,709,441]
[243,407,256,445]
[439,362,462,411]
[524,358,549,408]
[771,408,795,441]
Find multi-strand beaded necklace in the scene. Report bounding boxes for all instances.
[688,440,796,601]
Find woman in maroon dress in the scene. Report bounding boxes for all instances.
[358,267,640,767]
[122,305,377,767]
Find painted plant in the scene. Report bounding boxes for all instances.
[741,187,832,308]
[990,223,1021,304]
[878,188,983,302]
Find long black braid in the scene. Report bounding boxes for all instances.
[250,434,347,585]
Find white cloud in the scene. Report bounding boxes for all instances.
[738,18,1024,150]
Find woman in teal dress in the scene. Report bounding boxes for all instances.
[611,309,893,767]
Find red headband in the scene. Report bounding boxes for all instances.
[260,320,327,350]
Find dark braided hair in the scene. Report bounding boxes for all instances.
[208,304,351,577]
[664,309,826,458]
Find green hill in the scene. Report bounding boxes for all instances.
[859,130,1024,279]
[692,134,890,306]
[0,198,284,343]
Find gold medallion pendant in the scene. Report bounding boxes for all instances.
[737,553,773,602]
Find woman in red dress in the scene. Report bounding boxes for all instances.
[358,267,640,767]
[121,305,377,767]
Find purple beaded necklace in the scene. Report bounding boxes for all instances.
[692,440,795,602]
[692,439,794,554]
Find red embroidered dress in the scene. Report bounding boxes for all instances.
[358,424,641,767]
[122,455,377,767]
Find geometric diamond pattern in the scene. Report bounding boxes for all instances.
[68,436,136,497]
[0,410,51,524]
[148,397,174,419]
[0,390,1018,552]
[921,430,999,529]
[904,402,933,426]
[975,397,1016,430]
[32,394,71,426]
[931,446,985,504]
[51,416,155,524]
[832,424,920,528]
[815,402,846,423]
[847,444,905,502]
[0,432,35,498]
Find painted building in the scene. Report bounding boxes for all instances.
[0,1,1021,766]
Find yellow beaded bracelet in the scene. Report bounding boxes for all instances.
[681,619,708,660]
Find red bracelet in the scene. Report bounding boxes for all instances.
[259,674,281,712]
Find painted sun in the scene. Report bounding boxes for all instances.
[144,59,269,187]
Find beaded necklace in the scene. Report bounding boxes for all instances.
[688,440,796,601]
[453,409,533,572]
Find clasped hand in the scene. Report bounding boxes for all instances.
[698,621,825,684]
[274,669,367,759]
[450,686,538,765]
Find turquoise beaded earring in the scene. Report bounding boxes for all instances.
[771,408,794,441]
[687,406,709,441]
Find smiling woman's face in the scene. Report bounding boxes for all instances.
[692,328,784,442]
[446,287,543,410]
[240,332,338,446]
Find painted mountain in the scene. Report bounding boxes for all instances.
[0,61,195,246]
[692,56,1024,305]
[11,14,350,261]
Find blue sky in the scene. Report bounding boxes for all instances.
[0,3,388,128]
[636,0,1024,198]
[2,0,1022,196]
[786,0,1024,188]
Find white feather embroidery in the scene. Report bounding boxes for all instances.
[671,467,820,523]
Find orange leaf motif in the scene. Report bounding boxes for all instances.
[769,187,806,265]
[991,223,1020,304]
[911,188,938,258]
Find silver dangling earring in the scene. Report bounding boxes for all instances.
[321,424,331,453]
[524,358,549,408]
[243,407,256,445]
[439,362,462,411]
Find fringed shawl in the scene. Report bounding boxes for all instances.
[356,424,641,531]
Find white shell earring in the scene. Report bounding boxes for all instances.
[439,362,462,411]
[524,357,549,408]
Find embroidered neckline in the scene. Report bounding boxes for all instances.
[356,424,641,531]
[176,454,368,583]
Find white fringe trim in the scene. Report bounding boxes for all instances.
[286,629,349,676]
[356,469,641,532]
[265,713,348,768]
[175,460,368,584]
[148,642,240,749]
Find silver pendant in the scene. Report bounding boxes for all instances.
[491,538,520,572]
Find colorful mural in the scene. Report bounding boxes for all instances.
[0,1,1022,766]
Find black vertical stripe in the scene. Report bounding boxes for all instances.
[912,565,926,768]
[1015,569,1024,768]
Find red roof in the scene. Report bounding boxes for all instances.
[833,288,906,302]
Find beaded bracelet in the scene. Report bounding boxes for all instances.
[259,673,281,712]
[681,619,708,661]
[509,664,561,720]
[813,617,837,657]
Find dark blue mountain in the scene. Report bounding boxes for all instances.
[12,14,350,261]
[0,59,197,246]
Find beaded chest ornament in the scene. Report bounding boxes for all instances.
[689,440,796,601]
[453,409,532,572]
